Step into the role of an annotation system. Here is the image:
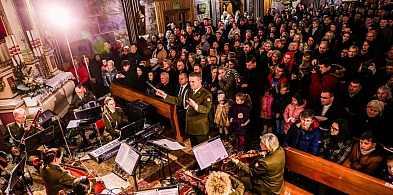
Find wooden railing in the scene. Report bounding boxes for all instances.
[110,83,182,142]
[284,147,393,195]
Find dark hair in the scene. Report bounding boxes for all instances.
[73,176,90,195]
[189,72,202,80]
[104,41,110,44]
[292,92,304,105]
[300,109,315,119]
[360,131,377,143]
[350,79,362,86]
[332,118,351,143]
[245,56,256,63]
[41,148,62,167]
[322,88,335,97]
[319,58,332,68]
[243,41,252,47]
[121,60,130,67]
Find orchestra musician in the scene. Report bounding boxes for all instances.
[68,85,97,147]
[102,97,128,141]
[4,108,41,161]
[40,148,99,195]
[230,133,285,195]
[68,85,96,114]
[72,176,92,195]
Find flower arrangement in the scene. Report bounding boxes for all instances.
[13,64,51,97]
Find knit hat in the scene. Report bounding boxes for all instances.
[218,94,226,102]
[150,58,158,65]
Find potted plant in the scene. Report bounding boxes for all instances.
[13,64,51,106]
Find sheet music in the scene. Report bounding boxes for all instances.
[158,187,179,195]
[152,139,185,150]
[67,120,80,129]
[100,173,129,194]
[135,189,158,195]
[115,143,140,175]
[192,138,228,170]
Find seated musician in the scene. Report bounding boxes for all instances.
[205,171,245,195]
[40,148,98,195]
[342,131,383,177]
[102,97,128,141]
[68,85,96,114]
[231,133,285,195]
[4,108,41,160]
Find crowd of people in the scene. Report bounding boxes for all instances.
[64,1,393,194]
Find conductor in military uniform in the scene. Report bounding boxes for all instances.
[102,97,128,141]
[156,72,212,147]
[40,148,99,195]
[68,85,96,114]
[4,108,41,158]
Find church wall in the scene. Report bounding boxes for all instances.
[140,0,158,36]
[30,0,129,63]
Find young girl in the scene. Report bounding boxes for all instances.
[283,92,306,134]
[260,88,274,135]
[214,94,230,142]
[382,156,393,184]
[229,93,252,151]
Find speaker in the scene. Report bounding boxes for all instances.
[127,100,156,125]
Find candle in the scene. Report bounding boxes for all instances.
[27,31,39,57]
[31,30,41,57]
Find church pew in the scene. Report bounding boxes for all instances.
[110,83,183,142]
[284,147,393,195]
[282,181,312,195]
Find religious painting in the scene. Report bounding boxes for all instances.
[76,0,107,17]
[70,39,92,57]
[97,14,127,34]
[67,17,100,43]
[197,4,207,14]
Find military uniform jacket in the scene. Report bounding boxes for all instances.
[4,121,39,152]
[102,107,128,136]
[68,91,96,113]
[237,146,285,195]
[164,87,212,135]
[40,164,76,195]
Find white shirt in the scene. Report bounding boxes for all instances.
[193,86,202,94]
[321,104,332,116]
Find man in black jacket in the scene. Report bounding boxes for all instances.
[128,44,142,71]
[113,60,135,89]
[338,80,368,117]
[314,88,347,130]
[241,56,265,133]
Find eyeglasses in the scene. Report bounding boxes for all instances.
[330,126,339,131]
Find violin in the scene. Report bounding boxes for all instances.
[239,150,268,159]
[61,164,106,193]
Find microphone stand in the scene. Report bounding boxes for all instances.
[54,116,73,160]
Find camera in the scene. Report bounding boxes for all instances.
[361,62,373,69]
[300,65,320,73]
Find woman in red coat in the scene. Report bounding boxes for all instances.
[68,59,89,86]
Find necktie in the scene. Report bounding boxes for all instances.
[179,86,183,96]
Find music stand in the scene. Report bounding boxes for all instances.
[5,155,31,194]
[74,106,102,120]
[120,118,146,141]
[115,143,141,190]
[25,126,54,154]
[135,185,179,195]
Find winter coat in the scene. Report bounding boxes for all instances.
[152,48,168,65]
[214,103,230,127]
[229,104,250,136]
[284,120,322,156]
[342,142,383,177]
[283,101,307,133]
[267,74,287,88]
[272,94,291,120]
[260,95,274,119]
[309,70,338,102]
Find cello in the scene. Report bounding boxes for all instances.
[61,164,106,193]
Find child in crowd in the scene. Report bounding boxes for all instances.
[229,92,252,151]
[272,84,291,138]
[260,88,274,135]
[214,94,230,142]
[381,156,393,184]
[283,92,306,134]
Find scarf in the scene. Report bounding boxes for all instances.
[360,147,375,155]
